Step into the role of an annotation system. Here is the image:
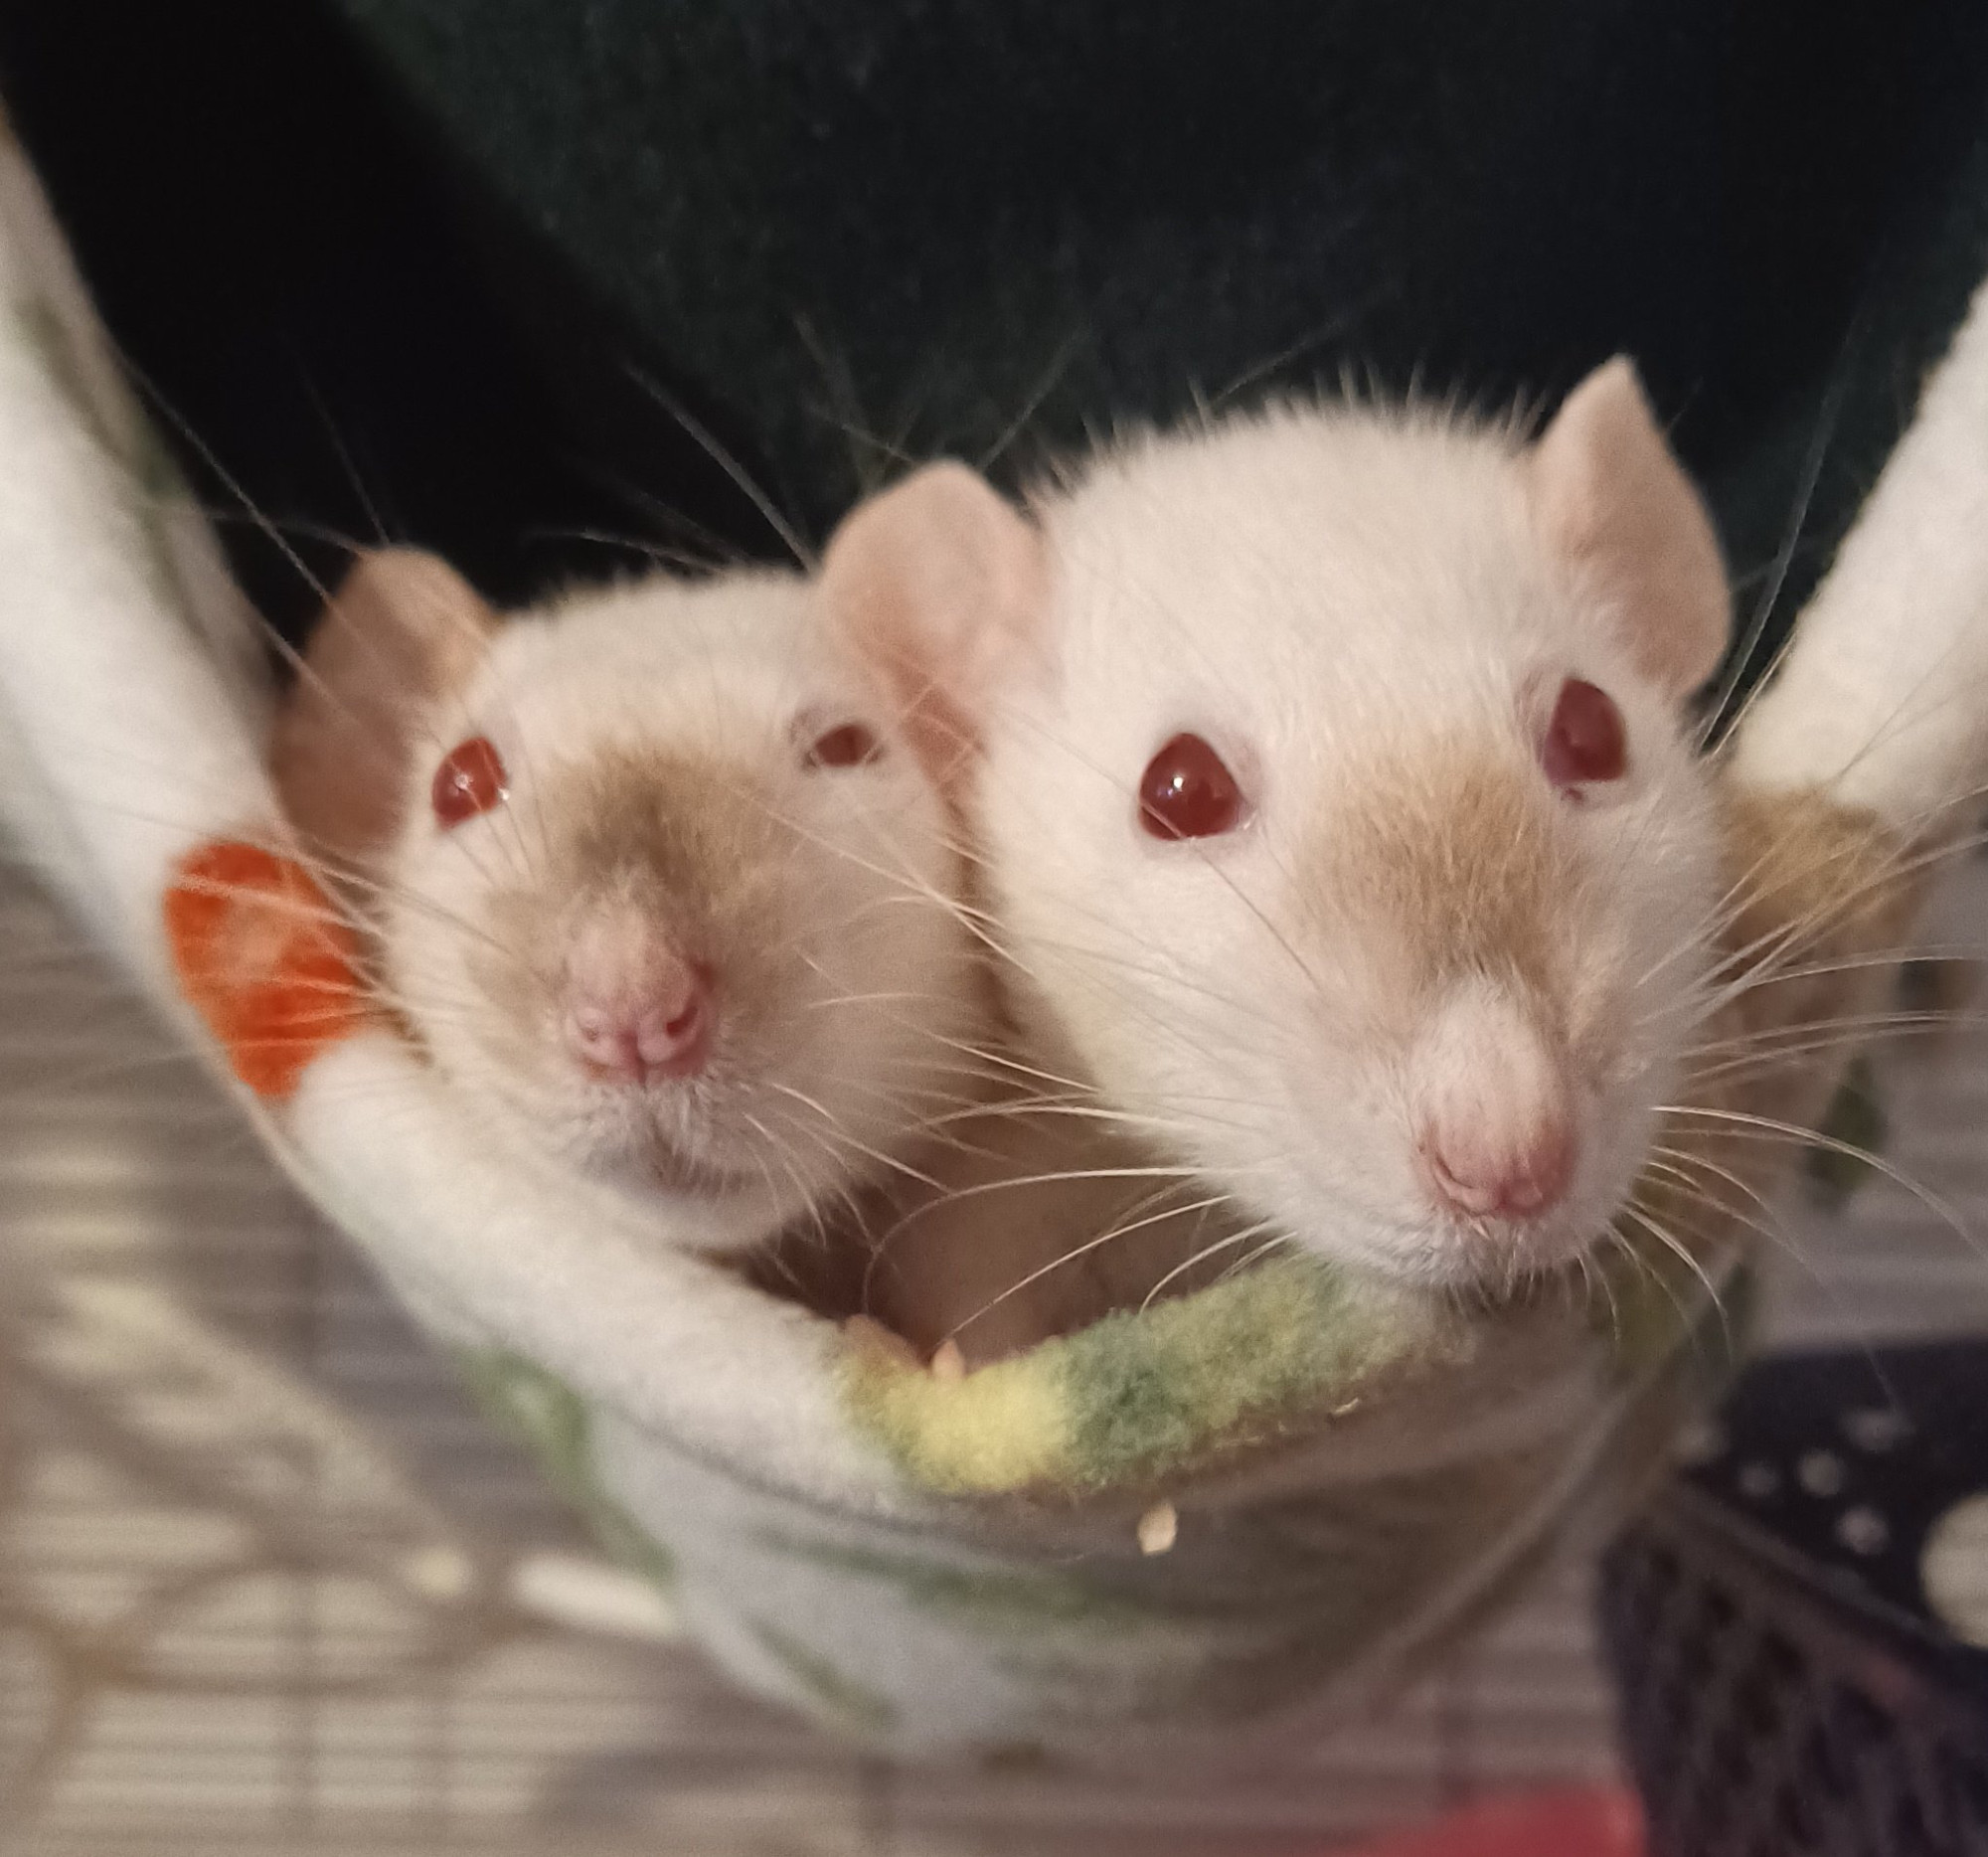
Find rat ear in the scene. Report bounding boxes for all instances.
[1528,357,1731,699]
[269,548,497,861]
[820,461,1048,789]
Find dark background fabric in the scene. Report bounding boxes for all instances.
[1,0,1986,712]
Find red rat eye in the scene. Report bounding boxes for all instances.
[1138,732,1245,840]
[804,721,883,769]
[431,736,508,826]
[1541,678,1626,789]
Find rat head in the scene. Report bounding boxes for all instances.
[277,550,977,1238]
[823,359,1731,1288]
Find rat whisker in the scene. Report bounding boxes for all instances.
[1136,1217,1283,1314]
[932,1191,1240,1343]
[1696,333,1856,750]
[976,331,1085,475]
[627,368,814,571]
[760,1082,949,1193]
[1658,1102,1984,1263]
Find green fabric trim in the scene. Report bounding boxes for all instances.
[745,1619,898,1736]
[841,1254,1450,1497]
[451,1346,677,1592]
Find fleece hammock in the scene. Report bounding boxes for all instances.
[0,120,1980,1765]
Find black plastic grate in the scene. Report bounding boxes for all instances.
[1601,1342,1988,1857]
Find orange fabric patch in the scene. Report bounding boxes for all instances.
[164,839,367,1099]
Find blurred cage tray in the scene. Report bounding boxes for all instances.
[0,860,1629,1857]
[11,812,1988,1849]
[1601,1341,1988,1857]
[7,792,1988,1852]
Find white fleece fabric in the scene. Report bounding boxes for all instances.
[1736,267,1988,832]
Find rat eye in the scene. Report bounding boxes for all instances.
[431,736,509,827]
[1138,732,1246,840]
[803,721,883,770]
[1541,678,1626,790]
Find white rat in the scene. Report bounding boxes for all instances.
[819,359,1733,1291]
[270,549,984,1254]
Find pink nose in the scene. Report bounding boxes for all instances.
[566,984,712,1084]
[1421,1115,1574,1221]
[563,916,714,1084]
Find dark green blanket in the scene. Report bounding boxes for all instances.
[4,0,1986,707]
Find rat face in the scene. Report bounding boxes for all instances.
[280,556,978,1243]
[823,360,1731,1289]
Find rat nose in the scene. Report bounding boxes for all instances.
[1421,1113,1574,1220]
[566,984,711,1084]
[563,913,714,1084]
[1411,980,1577,1225]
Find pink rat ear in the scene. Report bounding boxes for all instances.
[269,547,498,861]
[1527,357,1731,700]
[819,461,1049,790]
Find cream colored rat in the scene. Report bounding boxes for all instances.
[271,550,984,1255]
[820,359,1732,1292]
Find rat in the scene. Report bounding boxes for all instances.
[817,357,1734,1292]
[268,547,986,1254]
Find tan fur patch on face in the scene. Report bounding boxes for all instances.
[1690,783,1920,1120]
[1716,784,1922,1004]
[473,747,796,1068]
[1303,744,1579,1011]
[1686,783,1916,1105]
[1637,780,1921,1254]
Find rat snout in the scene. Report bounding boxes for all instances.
[1422,1109,1574,1220]
[1411,982,1576,1226]
[562,906,714,1086]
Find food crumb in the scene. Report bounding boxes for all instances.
[1138,1502,1178,1556]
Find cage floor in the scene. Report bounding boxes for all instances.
[4,852,1986,1857]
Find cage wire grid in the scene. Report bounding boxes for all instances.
[5,847,1988,1856]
